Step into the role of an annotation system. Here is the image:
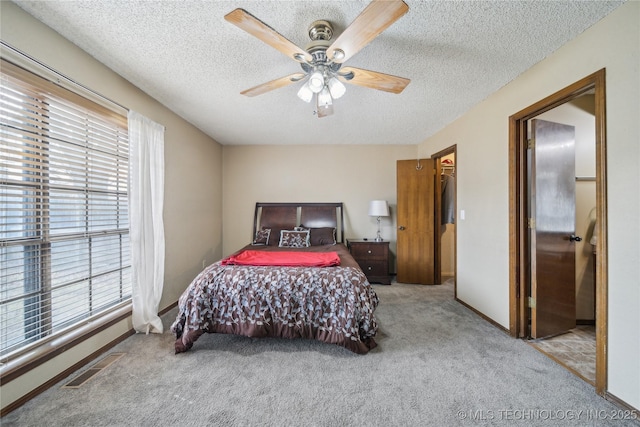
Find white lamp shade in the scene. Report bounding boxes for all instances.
[308,71,324,93]
[327,77,346,99]
[297,83,313,103]
[317,86,332,107]
[368,200,389,217]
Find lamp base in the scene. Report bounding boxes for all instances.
[374,217,384,242]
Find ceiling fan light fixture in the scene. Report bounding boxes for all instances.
[317,86,333,108]
[226,2,411,118]
[327,77,346,99]
[297,83,314,103]
[308,71,325,93]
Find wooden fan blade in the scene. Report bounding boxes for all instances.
[240,73,306,97]
[225,9,312,63]
[327,0,409,64]
[339,66,410,94]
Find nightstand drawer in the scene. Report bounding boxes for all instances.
[350,244,386,259]
[358,261,387,276]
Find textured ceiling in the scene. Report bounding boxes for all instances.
[11,0,624,146]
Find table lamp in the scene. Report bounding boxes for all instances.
[368,200,390,242]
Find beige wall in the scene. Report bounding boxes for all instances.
[222,144,417,266]
[416,1,639,409]
[3,0,639,413]
[1,2,223,411]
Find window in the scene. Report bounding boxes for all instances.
[0,59,131,358]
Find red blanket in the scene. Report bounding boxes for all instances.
[221,250,341,267]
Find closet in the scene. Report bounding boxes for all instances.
[439,154,456,284]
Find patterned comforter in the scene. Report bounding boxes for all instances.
[171,244,379,354]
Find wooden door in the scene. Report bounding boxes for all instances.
[530,119,577,338]
[396,159,435,284]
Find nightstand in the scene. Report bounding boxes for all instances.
[347,239,391,285]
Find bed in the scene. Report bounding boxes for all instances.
[171,202,379,354]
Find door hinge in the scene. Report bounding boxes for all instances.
[528,139,535,149]
[528,297,536,308]
[528,218,535,229]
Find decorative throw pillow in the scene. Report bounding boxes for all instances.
[310,227,337,246]
[278,230,310,248]
[252,228,270,245]
[297,225,337,246]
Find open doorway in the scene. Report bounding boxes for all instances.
[526,95,597,384]
[508,70,607,394]
[432,146,457,293]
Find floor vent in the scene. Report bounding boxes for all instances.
[62,352,125,389]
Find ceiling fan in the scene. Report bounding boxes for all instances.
[224,0,410,118]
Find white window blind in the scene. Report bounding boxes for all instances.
[0,59,131,358]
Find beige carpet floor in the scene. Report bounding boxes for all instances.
[3,282,637,426]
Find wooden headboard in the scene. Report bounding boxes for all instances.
[253,202,345,243]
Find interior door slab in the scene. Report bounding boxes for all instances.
[396,159,435,284]
[530,119,577,338]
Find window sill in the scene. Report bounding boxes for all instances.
[0,302,132,385]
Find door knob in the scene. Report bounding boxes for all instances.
[398,226,406,230]
[569,234,582,242]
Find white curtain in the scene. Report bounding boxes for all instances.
[128,110,165,334]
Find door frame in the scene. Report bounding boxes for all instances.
[508,69,607,394]
[432,145,457,293]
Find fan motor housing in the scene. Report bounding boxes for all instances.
[305,20,333,59]
[302,20,341,73]
[308,20,333,41]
